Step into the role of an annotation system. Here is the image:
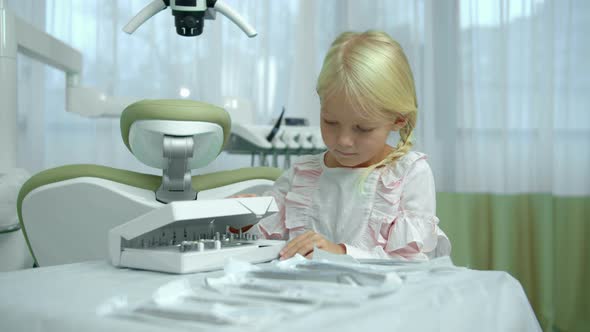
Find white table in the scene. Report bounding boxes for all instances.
[0,260,541,332]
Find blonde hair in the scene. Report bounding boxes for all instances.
[316,30,418,174]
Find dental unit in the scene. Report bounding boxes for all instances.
[3,0,287,272]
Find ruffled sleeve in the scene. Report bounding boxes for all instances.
[252,155,323,240]
[344,153,451,260]
[251,167,293,240]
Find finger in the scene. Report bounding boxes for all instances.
[281,238,317,259]
[280,231,314,256]
[286,231,315,248]
[282,231,317,256]
[294,240,316,257]
[305,252,313,259]
[287,233,327,255]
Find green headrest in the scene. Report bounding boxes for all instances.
[120,99,232,152]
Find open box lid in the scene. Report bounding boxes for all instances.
[109,196,277,265]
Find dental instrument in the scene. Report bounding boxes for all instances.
[266,107,286,142]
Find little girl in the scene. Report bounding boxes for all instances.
[250,30,451,261]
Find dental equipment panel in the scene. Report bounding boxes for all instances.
[226,124,326,168]
[224,105,326,168]
[124,0,257,37]
[110,196,284,274]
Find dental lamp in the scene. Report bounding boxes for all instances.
[123,0,257,37]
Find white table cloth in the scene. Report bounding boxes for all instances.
[0,260,541,332]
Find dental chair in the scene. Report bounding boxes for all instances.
[17,99,283,267]
[0,169,34,271]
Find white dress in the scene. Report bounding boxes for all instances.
[251,151,451,260]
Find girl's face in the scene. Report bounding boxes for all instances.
[320,92,396,168]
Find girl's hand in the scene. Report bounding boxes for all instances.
[279,230,346,260]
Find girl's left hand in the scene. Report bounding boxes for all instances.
[279,230,345,260]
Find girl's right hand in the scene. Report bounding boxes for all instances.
[279,230,346,260]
